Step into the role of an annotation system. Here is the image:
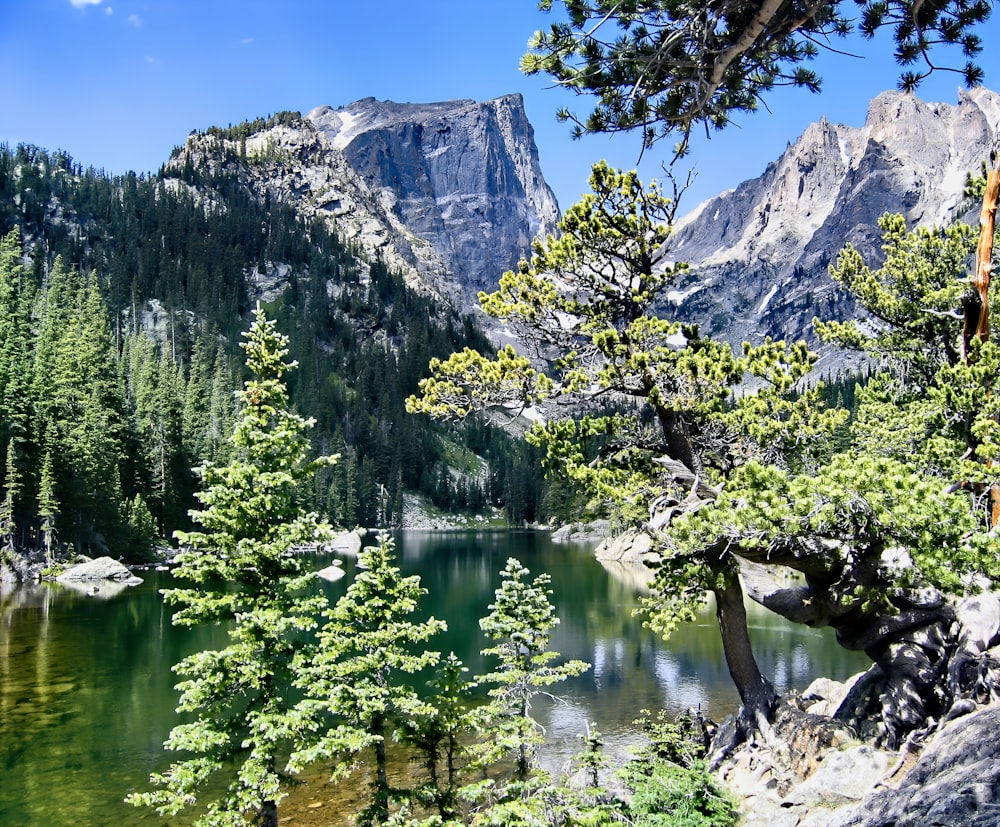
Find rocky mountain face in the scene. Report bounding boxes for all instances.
[667,87,1000,370]
[169,95,560,310]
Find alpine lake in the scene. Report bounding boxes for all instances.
[1,529,868,825]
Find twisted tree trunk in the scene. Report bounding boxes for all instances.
[740,553,1000,748]
[714,570,777,733]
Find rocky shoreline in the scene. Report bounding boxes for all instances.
[721,683,1000,826]
[588,531,1000,826]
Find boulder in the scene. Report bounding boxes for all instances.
[328,530,363,556]
[787,745,891,807]
[828,706,1000,827]
[57,556,141,583]
[56,556,142,597]
[594,528,656,566]
[594,528,658,593]
[317,563,346,582]
[551,520,611,544]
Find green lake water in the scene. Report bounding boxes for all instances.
[0,530,868,825]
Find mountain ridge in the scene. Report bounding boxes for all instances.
[668,86,1000,366]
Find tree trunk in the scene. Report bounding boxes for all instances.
[964,165,1000,525]
[964,165,1000,356]
[259,800,278,827]
[737,553,1000,749]
[375,728,388,802]
[714,570,777,732]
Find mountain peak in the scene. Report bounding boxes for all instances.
[668,86,1000,366]
[307,94,560,304]
[171,95,559,309]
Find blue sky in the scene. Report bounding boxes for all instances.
[1,1,996,213]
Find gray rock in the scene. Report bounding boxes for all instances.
[828,706,1000,826]
[594,529,659,592]
[954,592,1000,653]
[737,797,803,827]
[328,530,363,557]
[56,557,142,596]
[802,672,866,717]
[310,95,560,310]
[669,87,1000,367]
[786,745,891,807]
[168,96,560,315]
[57,556,141,583]
[317,564,345,582]
[594,528,655,565]
[551,520,611,544]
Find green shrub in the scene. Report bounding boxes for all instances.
[625,760,739,827]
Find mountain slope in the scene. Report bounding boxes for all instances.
[667,87,1000,367]
[310,95,560,301]
[0,94,563,557]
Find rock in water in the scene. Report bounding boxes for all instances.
[57,556,142,584]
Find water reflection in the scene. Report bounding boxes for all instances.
[0,530,869,825]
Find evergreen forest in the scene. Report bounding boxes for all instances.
[0,140,547,566]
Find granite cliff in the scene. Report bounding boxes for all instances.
[167,95,560,310]
[668,87,1000,368]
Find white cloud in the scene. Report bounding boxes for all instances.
[69,0,104,8]
[127,13,141,26]
[145,55,156,64]
[241,37,254,45]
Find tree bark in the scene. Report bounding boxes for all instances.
[965,166,1000,354]
[735,550,988,748]
[963,165,1000,523]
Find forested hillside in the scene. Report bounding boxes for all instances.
[0,139,546,567]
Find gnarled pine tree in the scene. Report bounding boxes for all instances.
[408,163,842,737]
[522,0,992,157]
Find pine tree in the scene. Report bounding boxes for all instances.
[477,558,589,783]
[0,439,20,558]
[292,533,446,826]
[182,333,214,465]
[0,228,33,457]
[124,493,159,556]
[398,652,477,821]
[37,449,57,565]
[207,345,236,464]
[126,303,336,827]
[33,262,128,553]
[408,164,839,733]
[523,0,990,156]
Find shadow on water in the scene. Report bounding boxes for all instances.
[0,530,869,825]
